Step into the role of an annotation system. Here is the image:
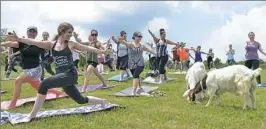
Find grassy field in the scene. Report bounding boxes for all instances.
[0,66,265,129]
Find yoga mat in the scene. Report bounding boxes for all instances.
[113,86,158,97]
[1,91,7,94]
[1,84,115,110]
[257,83,266,87]
[142,76,176,84]
[169,71,187,75]
[100,72,109,75]
[78,84,116,92]
[1,103,123,125]
[1,78,16,81]
[107,74,132,82]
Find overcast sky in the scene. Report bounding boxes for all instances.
[2,1,266,63]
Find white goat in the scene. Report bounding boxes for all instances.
[183,62,207,102]
[186,65,262,110]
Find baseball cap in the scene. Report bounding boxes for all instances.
[27,26,38,33]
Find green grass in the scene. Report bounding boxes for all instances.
[1,66,266,129]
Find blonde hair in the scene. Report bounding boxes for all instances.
[53,22,74,41]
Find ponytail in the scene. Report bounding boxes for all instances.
[52,34,59,41]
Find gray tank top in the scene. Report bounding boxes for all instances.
[128,43,145,69]
[52,41,75,73]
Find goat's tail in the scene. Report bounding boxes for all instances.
[252,68,262,79]
[243,67,262,81]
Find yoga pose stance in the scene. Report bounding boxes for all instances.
[206,48,214,70]
[191,46,209,63]
[1,26,63,109]
[4,22,108,122]
[103,43,115,72]
[112,31,131,81]
[244,32,266,85]
[148,28,179,83]
[119,31,156,95]
[5,32,20,80]
[171,44,180,71]
[40,31,55,80]
[177,42,193,72]
[73,30,109,91]
[226,44,235,65]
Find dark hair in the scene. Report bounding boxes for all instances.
[8,32,13,35]
[53,22,74,41]
[91,29,98,35]
[120,31,126,36]
[159,28,165,32]
[248,31,255,36]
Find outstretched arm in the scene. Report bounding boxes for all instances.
[1,41,18,48]
[71,41,105,54]
[258,44,266,56]
[143,45,156,55]
[111,36,119,44]
[148,29,159,44]
[4,31,53,49]
[166,39,179,46]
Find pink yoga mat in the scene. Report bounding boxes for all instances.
[1,85,115,110]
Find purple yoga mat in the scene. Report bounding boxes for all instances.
[1,84,115,110]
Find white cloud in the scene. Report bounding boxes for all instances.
[201,5,266,63]
[1,1,140,41]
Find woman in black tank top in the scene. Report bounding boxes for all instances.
[5,22,109,122]
[1,28,63,109]
[148,29,180,82]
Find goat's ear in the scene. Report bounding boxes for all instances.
[183,90,190,97]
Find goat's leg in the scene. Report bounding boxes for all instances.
[216,94,220,105]
[205,88,216,107]
[205,96,213,107]
[243,94,249,110]
[250,90,256,110]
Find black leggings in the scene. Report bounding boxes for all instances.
[149,57,157,71]
[41,58,55,81]
[207,57,213,70]
[104,59,114,71]
[157,55,168,74]
[117,55,128,70]
[130,66,144,79]
[38,69,89,104]
[245,59,261,84]
[73,59,79,69]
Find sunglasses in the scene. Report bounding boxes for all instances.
[91,34,98,37]
[160,32,165,35]
[137,36,142,38]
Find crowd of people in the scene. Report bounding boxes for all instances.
[1,22,265,122]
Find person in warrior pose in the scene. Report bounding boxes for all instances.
[148,28,179,83]
[40,31,55,80]
[73,30,110,92]
[206,48,214,70]
[4,22,109,122]
[1,26,63,109]
[171,44,180,71]
[244,32,266,86]
[112,31,131,81]
[103,43,115,72]
[226,44,235,65]
[119,31,156,95]
[190,46,209,63]
[5,32,20,80]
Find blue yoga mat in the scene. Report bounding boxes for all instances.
[257,83,266,87]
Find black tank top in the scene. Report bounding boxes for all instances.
[18,42,42,69]
[52,41,76,74]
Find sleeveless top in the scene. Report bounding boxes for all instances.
[52,41,75,74]
[156,39,168,57]
[87,41,100,63]
[117,41,128,57]
[128,43,145,69]
[195,51,202,62]
[18,42,42,69]
[245,41,260,60]
[227,49,235,60]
